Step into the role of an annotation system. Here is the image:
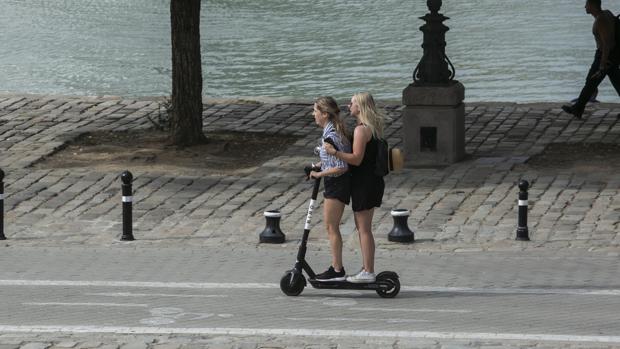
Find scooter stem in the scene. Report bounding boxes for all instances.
[296,176,322,263]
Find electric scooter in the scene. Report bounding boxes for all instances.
[279,150,400,298]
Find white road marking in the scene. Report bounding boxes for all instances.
[86,292,228,298]
[0,325,619,343]
[355,307,472,313]
[140,317,175,326]
[402,286,620,296]
[23,302,148,307]
[0,280,275,289]
[286,317,431,323]
[1,279,619,296]
[140,308,233,326]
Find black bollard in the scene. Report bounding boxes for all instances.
[120,171,134,241]
[388,209,415,243]
[259,210,285,243]
[516,180,530,241]
[0,168,5,240]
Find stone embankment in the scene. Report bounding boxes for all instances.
[0,94,618,251]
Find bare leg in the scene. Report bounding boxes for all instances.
[323,198,345,271]
[354,208,375,273]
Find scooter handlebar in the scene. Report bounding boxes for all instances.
[304,137,335,179]
[304,164,321,179]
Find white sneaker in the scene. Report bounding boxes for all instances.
[346,270,376,283]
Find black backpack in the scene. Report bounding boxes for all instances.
[375,137,390,177]
[608,11,620,63]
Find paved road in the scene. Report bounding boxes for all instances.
[0,246,619,348]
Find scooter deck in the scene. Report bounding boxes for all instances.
[308,279,385,290]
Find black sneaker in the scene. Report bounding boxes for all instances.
[315,266,346,282]
[562,104,583,119]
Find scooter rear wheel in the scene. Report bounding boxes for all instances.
[280,271,306,296]
[376,275,400,298]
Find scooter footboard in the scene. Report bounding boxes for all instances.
[309,279,379,290]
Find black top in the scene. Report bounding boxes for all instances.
[350,135,384,212]
[351,136,378,175]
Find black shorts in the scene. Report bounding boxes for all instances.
[351,174,384,212]
[323,173,351,205]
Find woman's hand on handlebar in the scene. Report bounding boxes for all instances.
[304,163,322,180]
[309,170,322,179]
[311,167,345,179]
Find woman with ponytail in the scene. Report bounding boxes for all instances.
[310,96,352,282]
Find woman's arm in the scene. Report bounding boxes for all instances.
[325,125,369,166]
[310,166,347,178]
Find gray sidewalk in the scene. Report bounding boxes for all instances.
[0,93,619,251]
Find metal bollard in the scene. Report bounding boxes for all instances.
[388,209,415,243]
[259,210,285,243]
[0,168,5,240]
[120,170,135,241]
[516,180,530,241]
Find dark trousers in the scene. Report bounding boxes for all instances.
[575,50,620,111]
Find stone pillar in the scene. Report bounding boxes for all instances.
[402,0,465,167]
[402,82,465,166]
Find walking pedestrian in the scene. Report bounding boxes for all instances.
[563,0,620,119]
[323,92,386,283]
[309,96,352,282]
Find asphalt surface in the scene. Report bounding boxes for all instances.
[0,246,619,348]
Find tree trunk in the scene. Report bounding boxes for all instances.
[170,0,207,146]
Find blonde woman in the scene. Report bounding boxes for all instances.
[310,96,352,282]
[323,92,385,283]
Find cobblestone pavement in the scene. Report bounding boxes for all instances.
[0,93,618,251]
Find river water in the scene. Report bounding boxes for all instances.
[3,0,620,102]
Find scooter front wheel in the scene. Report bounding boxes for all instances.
[376,272,400,298]
[280,270,306,296]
